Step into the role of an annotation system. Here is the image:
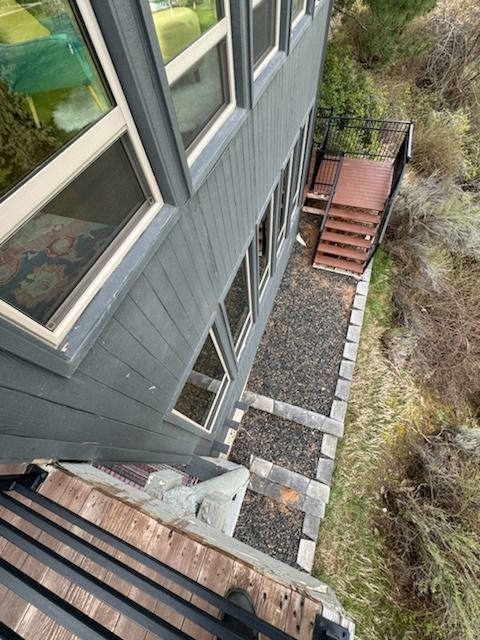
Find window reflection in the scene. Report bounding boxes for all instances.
[150,0,223,64]
[0,0,111,199]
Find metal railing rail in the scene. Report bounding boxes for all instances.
[365,122,414,266]
[320,154,344,233]
[0,468,350,640]
[316,108,411,162]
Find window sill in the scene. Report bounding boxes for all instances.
[252,50,286,107]
[289,13,313,54]
[0,202,179,377]
[189,107,248,193]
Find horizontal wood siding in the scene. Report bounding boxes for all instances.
[0,7,331,462]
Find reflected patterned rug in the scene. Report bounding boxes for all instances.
[0,211,112,324]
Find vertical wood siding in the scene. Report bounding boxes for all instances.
[0,8,331,462]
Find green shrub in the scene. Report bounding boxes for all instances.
[316,35,386,142]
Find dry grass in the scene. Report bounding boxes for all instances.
[313,251,432,639]
[382,427,480,640]
[411,110,470,178]
[386,174,480,410]
[313,250,478,639]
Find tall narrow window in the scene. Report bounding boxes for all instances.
[291,0,307,26]
[0,1,161,345]
[173,330,229,430]
[224,254,252,354]
[252,0,279,77]
[257,197,273,296]
[150,1,236,160]
[277,154,293,252]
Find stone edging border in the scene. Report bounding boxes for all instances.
[295,263,372,571]
[223,263,373,575]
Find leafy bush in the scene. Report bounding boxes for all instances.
[316,34,386,142]
[342,0,437,67]
[383,427,480,640]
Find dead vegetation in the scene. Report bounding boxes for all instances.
[417,0,480,118]
[386,175,480,410]
[382,427,480,640]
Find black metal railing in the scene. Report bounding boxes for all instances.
[365,121,414,265]
[0,468,350,640]
[316,108,411,162]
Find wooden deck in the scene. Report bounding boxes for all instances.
[332,158,393,211]
[304,155,393,275]
[0,467,325,639]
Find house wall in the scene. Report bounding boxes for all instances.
[0,3,332,463]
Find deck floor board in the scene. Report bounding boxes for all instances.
[0,467,327,639]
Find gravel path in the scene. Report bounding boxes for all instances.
[247,214,356,415]
[229,409,323,477]
[234,491,304,566]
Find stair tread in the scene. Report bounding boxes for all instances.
[325,219,377,236]
[306,192,329,201]
[329,207,381,223]
[314,253,365,274]
[318,242,369,260]
[322,230,373,249]
[303,205,324,215]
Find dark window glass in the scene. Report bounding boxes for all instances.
[170,41,229,150]
[252,0,276,70]
[0,138,146,325]
[151,0,224,65]
[258,204,270,285]
[174,333,226,427]
[0,0,112,199]
[224,257,250,347]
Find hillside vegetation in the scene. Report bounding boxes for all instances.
[313,2,480,638]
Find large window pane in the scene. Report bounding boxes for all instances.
[174,333,227,427]
[0,0,111,199]
[170,41,228,150]
[0,138,146,325]
[252,0,276,70]
[151,0,224,65]
[224,257,251,348]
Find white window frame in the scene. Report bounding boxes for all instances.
[277,153,294,254]
[291,115,311,213]
[289,113,312,231]
[172,329,231,432]
[291,0,307,28]
[257,195,274,299]
[252,0,281,80]
[0,1,162,348]
[224,252,253,359]
[160,2,236,165]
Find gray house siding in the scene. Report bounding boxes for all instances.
[0,4,331,463]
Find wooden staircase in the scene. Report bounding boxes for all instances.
[303,154,394,276]
[312,205,380,274]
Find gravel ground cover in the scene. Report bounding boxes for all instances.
[234,491,304,566]
[229,408,323,477]
[247,214,356,415]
